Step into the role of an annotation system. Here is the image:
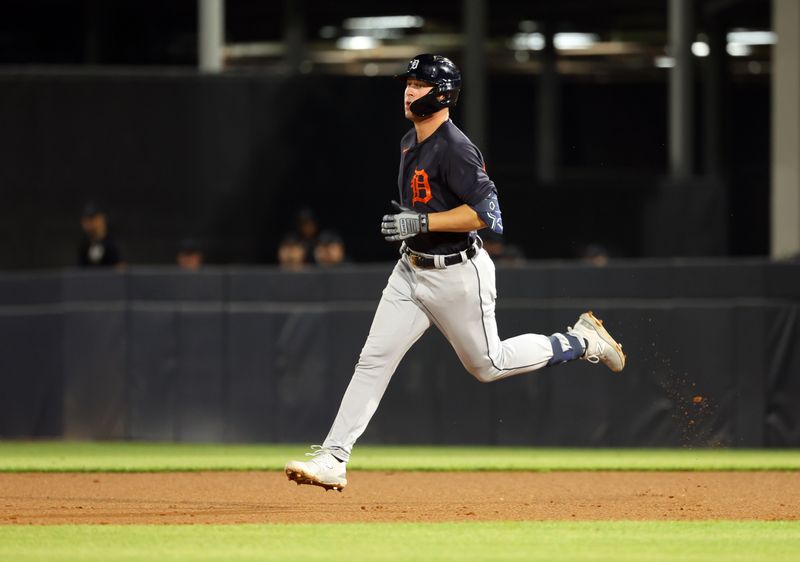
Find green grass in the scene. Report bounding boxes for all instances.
[0,521,798,562]
[0,441,798,472]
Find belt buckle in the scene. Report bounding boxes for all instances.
[409,254,422,268]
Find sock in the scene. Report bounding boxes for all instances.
[547,333,586,366]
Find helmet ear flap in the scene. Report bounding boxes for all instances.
[409,86,459,117]
[443,88,460,106]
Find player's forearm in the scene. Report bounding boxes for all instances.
[427,204,487,233]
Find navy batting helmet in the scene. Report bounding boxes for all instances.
[395,54,462,117]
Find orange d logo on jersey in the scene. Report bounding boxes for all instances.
[411,169,432,204]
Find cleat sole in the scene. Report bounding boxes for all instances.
[285,467,346,492]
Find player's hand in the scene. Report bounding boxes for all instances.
[381,200,429,242]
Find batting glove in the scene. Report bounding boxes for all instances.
[381,200,429,242]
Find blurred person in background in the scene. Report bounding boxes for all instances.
[293,208,319,264]
[313,230,349,267]
[481,230,526,266]
[176,238,204,271]
[579,243,610,267]
[77,202,123,268]
[277,234,306,270]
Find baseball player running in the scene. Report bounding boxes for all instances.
[285,54,626,491]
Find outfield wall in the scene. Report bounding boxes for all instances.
[1,259,798,447]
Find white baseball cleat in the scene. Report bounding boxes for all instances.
[568,311,626,373]
[285,446,347,492]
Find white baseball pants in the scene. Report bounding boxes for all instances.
[322,248,554,462]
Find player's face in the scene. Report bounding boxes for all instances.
[404,78,434,120]
[80,214,107,240]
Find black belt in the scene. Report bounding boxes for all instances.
[403,244,479,269]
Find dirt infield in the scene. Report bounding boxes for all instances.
[1,471,798,525]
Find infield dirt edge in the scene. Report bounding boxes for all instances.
[1,470,798,525]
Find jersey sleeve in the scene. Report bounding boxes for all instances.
[443,142,497,205]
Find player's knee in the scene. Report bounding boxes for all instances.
[355,356,381,376]
[357,341,382,363]
[466,361,501,383]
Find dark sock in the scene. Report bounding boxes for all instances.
[547,333,586,366]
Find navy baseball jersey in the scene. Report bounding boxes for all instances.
[397,119,497,255]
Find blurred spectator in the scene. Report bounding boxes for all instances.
[293,208,319,264]
[77,202,123,268]
[481,231,526,265]
[176,238,204,271]
[277,234,306,270]
[579,243,610,267]
[314,230,349,267]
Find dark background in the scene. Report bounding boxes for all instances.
[0,0,773,268]
[0,70,770,267]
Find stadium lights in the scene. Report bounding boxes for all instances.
[691,41,710,57]
[656,42,709,68]
[509,32,598,52]
[554,33,600,50]
[343,16,424,30]
[654,56,676,68]
[725,30,775,57]
[336,36,380,50]
[726,43,752,57]
[509,32,545,51]
[726,30,777,45]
